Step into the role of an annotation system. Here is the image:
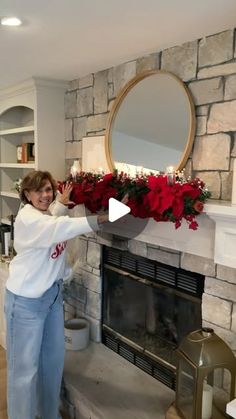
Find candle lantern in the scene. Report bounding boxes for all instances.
[166,165,175,185]
[175,328,236,419]
[70,160,81,180]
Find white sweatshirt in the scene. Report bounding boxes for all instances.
[6,201,99,298]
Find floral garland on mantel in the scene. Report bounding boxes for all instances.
[58,171,211,230]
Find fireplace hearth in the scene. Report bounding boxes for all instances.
[102,246,205,390]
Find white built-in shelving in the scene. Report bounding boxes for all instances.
[0,125,34,135]
[0,77,67,223]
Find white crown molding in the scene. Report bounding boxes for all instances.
[0,77,68,100]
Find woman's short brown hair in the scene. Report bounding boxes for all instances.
[20,170,57,204]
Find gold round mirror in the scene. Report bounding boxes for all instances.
[105,70,196,175]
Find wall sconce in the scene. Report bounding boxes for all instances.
[175,328,236,419]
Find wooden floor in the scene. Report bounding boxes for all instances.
[0,345,69,419]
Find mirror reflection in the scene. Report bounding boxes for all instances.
[106,71,195,175]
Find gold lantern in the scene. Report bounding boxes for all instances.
[175,328,236,419]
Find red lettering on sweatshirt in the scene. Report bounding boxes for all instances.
[51,241,67,259]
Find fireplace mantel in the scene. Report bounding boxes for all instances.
[205,201,236,269]
[103,201,236,269]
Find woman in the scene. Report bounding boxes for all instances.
[4,170,108,419]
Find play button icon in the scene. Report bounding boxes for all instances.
[108,198,131,222]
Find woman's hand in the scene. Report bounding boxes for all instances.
[121,193,129,205]
[58,182,75,206]
[97,214,109,225]
[97,194,129,225]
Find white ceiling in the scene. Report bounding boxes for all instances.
[0,0,236,91]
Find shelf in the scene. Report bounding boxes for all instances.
[0,78,66,223]
[227,398,236,418]
[205,201,236,268]
[1,218,10,226]
[205,201,236,219]
[0,163,35,169]
[0,125,34,135]
[0,192,20,199]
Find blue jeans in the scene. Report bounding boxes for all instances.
[4,280,65,419]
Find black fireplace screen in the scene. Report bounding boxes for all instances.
[102,246,204,389]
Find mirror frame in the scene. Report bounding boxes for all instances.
[105,69,196,173]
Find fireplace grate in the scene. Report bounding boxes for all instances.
[121,253,137,271]
[102,331,176,390]
[137,258,155,278]
[119,345,135,363]
[156,266,175,286]
[135,355,153,375]
[106,250,121,266]
[177,272,199,294]
[102,246,203,390]
[153,364,175,388]
[103,247,204,298]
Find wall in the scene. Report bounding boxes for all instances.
[65,28,236,200]
[63,28,236,365]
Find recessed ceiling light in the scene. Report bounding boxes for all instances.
[0,17,22,26]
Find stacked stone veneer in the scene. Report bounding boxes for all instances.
[65,28,236,200]
[63,28,236,368]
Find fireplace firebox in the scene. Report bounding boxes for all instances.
[102,246,205,390]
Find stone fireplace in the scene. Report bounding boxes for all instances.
[62,209,236,418]
[63,26,236,365]
[101,245,204,389]
[64,206,236,394]
[62,25,236,417]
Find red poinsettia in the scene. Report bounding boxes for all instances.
[147,176,174,214]
[59,171,210,230]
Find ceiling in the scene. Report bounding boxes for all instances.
[0,0,236,91]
